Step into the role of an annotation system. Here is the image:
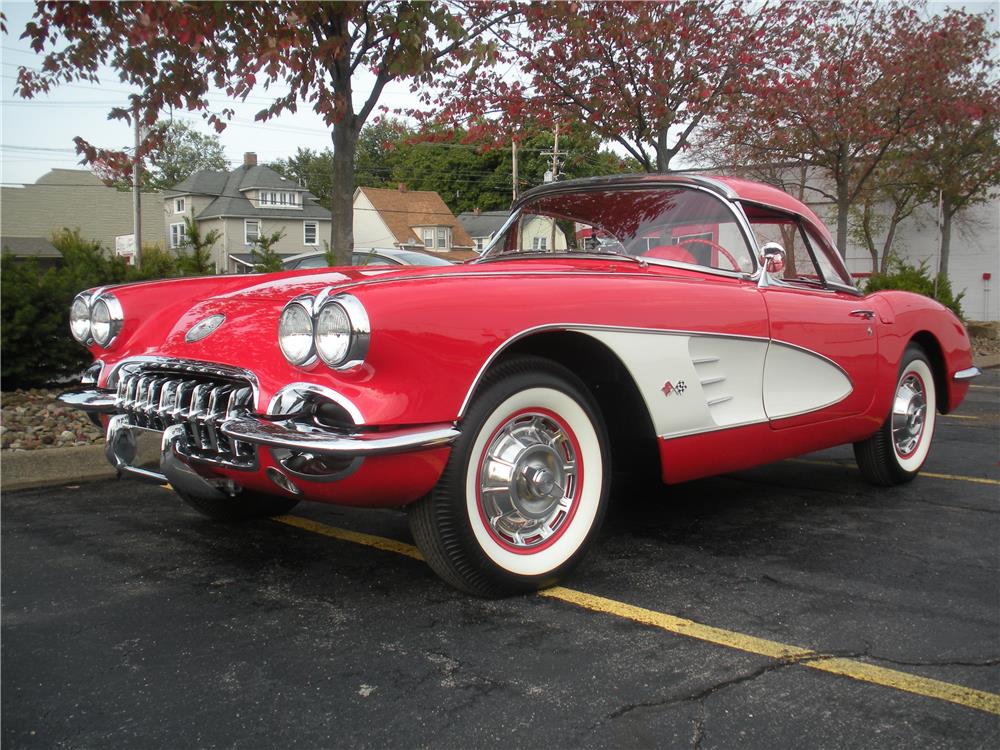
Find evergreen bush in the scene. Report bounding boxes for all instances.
[864,257,965,319]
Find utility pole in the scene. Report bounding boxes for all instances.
[132,105,142,268]
[541,118,565,183]
[511,138,519,202]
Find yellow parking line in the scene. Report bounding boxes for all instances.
[969,385,999,390]
[941,414,981,421]
[540,587,1000,717]
[788,459,1000,486]
[274,514,423,560]
[272,515,1000,717]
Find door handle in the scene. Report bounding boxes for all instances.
[849,309,876,320]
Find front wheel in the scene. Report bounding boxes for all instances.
[409,356,610,596]
[853,345,937,486]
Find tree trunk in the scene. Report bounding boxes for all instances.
[939,199,954,281]
[329,122,357,266]
[655,127,670,173]
[836,195,851,257]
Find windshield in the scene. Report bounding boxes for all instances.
[483,186,756,274]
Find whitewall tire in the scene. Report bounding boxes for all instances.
[409,356,610,596]
[854,345,937,486]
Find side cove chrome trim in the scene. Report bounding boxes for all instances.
[457,323,773,418]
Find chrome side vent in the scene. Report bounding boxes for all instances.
[115,368,255,466]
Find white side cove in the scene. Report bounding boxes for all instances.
[761,342,853,420]
[581,329,852,439]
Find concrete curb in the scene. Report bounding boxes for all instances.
[1,444,116,492]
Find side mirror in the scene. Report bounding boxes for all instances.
[757,242,786,288]
[759,242,786,274]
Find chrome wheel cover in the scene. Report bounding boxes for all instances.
[477,411,579,550]
[892,372,927,458]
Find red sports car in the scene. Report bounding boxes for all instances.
[60,174,979,596]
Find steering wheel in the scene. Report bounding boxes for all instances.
[678,238,740,271]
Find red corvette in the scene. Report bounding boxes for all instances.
[60,174,979,595]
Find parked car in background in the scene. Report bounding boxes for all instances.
[283,247,455,270]
[59,174,978,596]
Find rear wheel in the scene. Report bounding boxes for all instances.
[409,356,610,596]
[177,488,299,522]
[853,345,937,486]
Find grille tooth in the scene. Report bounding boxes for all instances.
[114,367,255,468]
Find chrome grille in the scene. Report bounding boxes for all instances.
[115,367,256,465]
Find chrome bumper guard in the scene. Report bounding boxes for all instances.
[953,366,982,381]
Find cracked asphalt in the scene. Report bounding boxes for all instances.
[3,369,998,748]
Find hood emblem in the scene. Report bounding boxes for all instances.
[185,314,225,343]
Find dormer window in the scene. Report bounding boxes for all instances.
[259,190,301,209]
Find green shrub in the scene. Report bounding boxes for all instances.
[1,230,181,389]
[864,257,965,319]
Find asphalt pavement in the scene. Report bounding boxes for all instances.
[2,370,998,749]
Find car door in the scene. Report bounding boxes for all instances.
[749,211,878,425]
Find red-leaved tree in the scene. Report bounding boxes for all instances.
[419,0,799,174]
[16,1,514,264]
[706,1,997,255]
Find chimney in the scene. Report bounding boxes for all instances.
[397,182,407,192]
[244,152,257,167]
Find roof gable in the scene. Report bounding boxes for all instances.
[357,187,473,248]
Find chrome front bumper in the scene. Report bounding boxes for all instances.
[59,388,460,497]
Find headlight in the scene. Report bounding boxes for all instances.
[70,294,92,343]
[317,294,369,370]
[278,300,315,365]
[315,303,352,366]
[90,293,123,348]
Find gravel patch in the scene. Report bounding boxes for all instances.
[2,323,997,454]
[1,389,103,452]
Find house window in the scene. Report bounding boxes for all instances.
[532,236,548,251]
[474,237,487,252]
[174,198,185,214]
[245,219,260,245]
[422,228,435,248]
[169,222,185,249]
[437,227,448,249]
[279,193,287,206]
[304,221,318,245]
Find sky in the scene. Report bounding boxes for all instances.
[1,1,997,188]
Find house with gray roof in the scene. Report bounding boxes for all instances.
[164,152,332,273]
[457,209,509,253]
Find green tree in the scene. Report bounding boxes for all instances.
[267,147,335,209]
[176,216,220,276]
[251,229,287,273]
[93,119,229,191]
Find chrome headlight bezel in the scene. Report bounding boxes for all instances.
[90,293,124,348]
[277,290,369,371]
[316,294,370,370]
[278,297,317,367]
[70,292,93,344]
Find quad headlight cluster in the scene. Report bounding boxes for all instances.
[278,291,369,370]
[70,289,124,348]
